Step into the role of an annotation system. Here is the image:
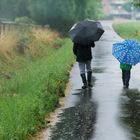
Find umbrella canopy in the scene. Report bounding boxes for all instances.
[112,39,140,65]
[69,19,104,45]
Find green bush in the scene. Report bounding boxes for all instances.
[15,16,36,24]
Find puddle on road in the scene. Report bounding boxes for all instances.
[50,89,97,140]
[92,67,106,73]
[120,89,140,140]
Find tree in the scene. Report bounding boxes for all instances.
[28,0,48,24]
[45,0,76,33]
[84,0,103,19]
[133,0,140,7]
[0,0,103,34]
[0,0,29,20]
[74,0,87,20]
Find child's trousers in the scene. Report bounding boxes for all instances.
[122,70,131,88]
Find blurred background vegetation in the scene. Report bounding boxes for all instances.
[0,0,140,139]
[0,0,104,34]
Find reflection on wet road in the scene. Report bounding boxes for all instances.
[120,89,140,140]
[51,88,97,140]
[44,21,140,140]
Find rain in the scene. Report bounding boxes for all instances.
[0,0,140,140]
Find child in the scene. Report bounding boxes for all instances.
[73,42,95,89]
[120,63,132,89]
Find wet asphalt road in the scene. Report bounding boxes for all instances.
[43,21,140,140]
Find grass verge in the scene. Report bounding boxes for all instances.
[0,38,74,140]
[112,21,140,41]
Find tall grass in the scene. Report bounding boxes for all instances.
[0,38,74,140]
[113,21,140,41]
[0,27,74,139]
[0,27,59,59]
[0,31,18,60]
[0,27,62,79]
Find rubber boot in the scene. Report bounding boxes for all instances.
[87,71,92,87]
[80,74,87,89]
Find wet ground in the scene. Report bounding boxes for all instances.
[41,21,140,140]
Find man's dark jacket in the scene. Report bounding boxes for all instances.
[73,42,95,62]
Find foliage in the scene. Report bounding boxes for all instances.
[123,0,140,11]
[0,0,29,20]
[133,0,140,7]
[15,16,36,24]
[0,27,60,75]
[0,0,103,34]
[123,2,132,11]
[0,38,74,140]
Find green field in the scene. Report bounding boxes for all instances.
[113,21,140,41]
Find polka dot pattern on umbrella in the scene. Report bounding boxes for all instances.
[112,39,140,65]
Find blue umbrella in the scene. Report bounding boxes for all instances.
[112,39,140,65]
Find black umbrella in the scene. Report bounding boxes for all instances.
[69,19,104,45]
